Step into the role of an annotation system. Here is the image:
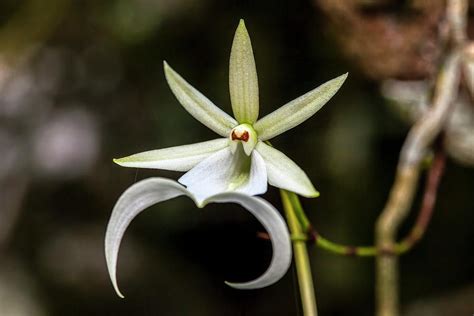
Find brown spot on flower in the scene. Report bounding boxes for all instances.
[231,130,249,142]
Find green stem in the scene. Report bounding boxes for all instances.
[287,191,377,256]
[283,145,445,257]
[281,189,318,316]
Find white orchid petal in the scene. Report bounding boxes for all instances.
[113,138,229,172]
[256,142,319,197]
[105,178,191,298]
[206,193,292,289]
[164,61,238,136]
[178,146,267,203]
[255,73,348,140]
[229,19,259,124]
[105,178,291,297]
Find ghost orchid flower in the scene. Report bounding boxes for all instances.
[114,20,347,203]
[105,177,292,297]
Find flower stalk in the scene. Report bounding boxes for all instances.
[281,189,318,316]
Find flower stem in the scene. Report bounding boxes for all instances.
[281,189,318,316]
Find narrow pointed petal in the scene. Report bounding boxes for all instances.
[113,138,229,172]
[255,142,319,197]
[206,193,292,289]
[164,61,238,136]
[229,19,259,124]
[254,73,348,140]
[105,178,190,298]
[178,146,267,203]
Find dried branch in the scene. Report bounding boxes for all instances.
[375,1,467,315]
[375,51,460,316]
[0,176,28,253]
[396,144,446,253]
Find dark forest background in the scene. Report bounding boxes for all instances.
[0,0,473,315]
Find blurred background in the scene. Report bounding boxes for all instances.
[0,0,473,315]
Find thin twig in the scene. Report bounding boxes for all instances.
[396,145,446,253]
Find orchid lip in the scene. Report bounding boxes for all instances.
[105,178,291,297]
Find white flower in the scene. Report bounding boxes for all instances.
[114,19,347,203]
[105,177,292,297]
